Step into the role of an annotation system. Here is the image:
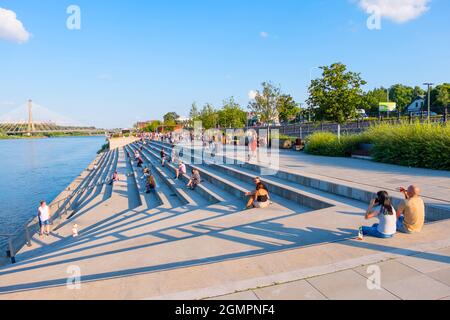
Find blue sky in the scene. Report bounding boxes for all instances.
[0,0,449,128]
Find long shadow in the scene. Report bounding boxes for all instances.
[7,198,240,269]
[4,220,449,295]
[0,210,336,277]
[74,150,113,211]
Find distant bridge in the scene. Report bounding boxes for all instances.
[0,100,104,136]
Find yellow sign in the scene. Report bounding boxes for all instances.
[379,102,397,112]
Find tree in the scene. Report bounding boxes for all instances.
[307,63,366,136]
[277,94,300,124]
[189,102,200,120]
[163,112,179,124]
[143,120,161,132]
[388,84,415,113]
[363,87,389,114]
[431,83,450,114]
[198,103,218,129]
[248,82,281,124]
[217,97,247,128]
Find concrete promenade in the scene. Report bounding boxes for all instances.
[0,140,449,300]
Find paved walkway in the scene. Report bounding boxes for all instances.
[273,150,450,204]
[209,245,450,300]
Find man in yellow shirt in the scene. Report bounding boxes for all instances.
[397,185,425,234]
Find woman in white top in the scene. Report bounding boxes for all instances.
[361,191,397,239]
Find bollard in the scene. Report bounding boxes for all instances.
[8,238,15,264]
[25,226,32,247]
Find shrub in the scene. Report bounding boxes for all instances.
[305,122,450,170]
[367,122,450,170]
[305,132,371,157]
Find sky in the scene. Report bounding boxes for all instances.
[0,0,449,128]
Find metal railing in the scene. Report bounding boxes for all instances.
[0,167,113,264]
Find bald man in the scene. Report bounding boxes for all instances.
[397,185,425,234]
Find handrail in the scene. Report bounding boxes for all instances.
[0,154,113,264]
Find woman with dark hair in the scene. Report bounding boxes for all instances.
[360,191,397,239]
[246,182,270,209]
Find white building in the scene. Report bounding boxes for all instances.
[405,96,425,114]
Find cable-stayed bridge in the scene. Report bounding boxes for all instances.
[0,100,104,135]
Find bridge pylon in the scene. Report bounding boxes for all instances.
[27,99,36,135]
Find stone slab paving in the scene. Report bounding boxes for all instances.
[1,143,449,300]
[274,150,450,204]
[208,246,450,300]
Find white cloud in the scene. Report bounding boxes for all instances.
[260,31,269,38]
[358,0,431,23]
[248,90,258,100]
[0,7,30,43]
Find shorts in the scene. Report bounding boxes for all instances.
[39,220,50,227]
[254,201,270,209]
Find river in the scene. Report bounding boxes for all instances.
[0,136,105,239]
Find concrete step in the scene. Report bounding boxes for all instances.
[149,140,450,222]
[126,144,184,209]
[124,145,162,209]
[73,149,116,211]
[69,150,112,210]
[146,141,336,211]
[137,143,224,207]
[131,144,210,208]
[144,142,311,213]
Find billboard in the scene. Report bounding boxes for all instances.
[379,102,397,112]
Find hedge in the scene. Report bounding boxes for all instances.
[305,122,450,170]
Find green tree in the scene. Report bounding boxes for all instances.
[363,87,389,114]
[389,84,415,113]
[431,83,450,113]
[198,103,218,129]
[248,82,281,124]
[189,102,200,120]
[143,120,161,132]
[307,63,366,129]
[163,112,180,124]
[217,97,247,128]
[277,94,300,124]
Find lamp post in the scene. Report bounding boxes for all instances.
[423,82,434,122]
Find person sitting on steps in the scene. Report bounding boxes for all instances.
[141,168,156,193]
[245,177,267,203]
[246,182,270,209]
[187,169,201,190]
[360,191,397,239]
[175,160,186,180]
[396,185,425,234]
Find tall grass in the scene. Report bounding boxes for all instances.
[305,122,450,170]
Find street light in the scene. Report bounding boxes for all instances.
[423,82,434,122]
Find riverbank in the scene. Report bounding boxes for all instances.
[0,151,106,266]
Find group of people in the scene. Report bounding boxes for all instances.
[361,185,425,239]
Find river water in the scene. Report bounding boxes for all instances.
[0,136,105,238]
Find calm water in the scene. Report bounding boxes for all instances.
[0,136,105,235]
